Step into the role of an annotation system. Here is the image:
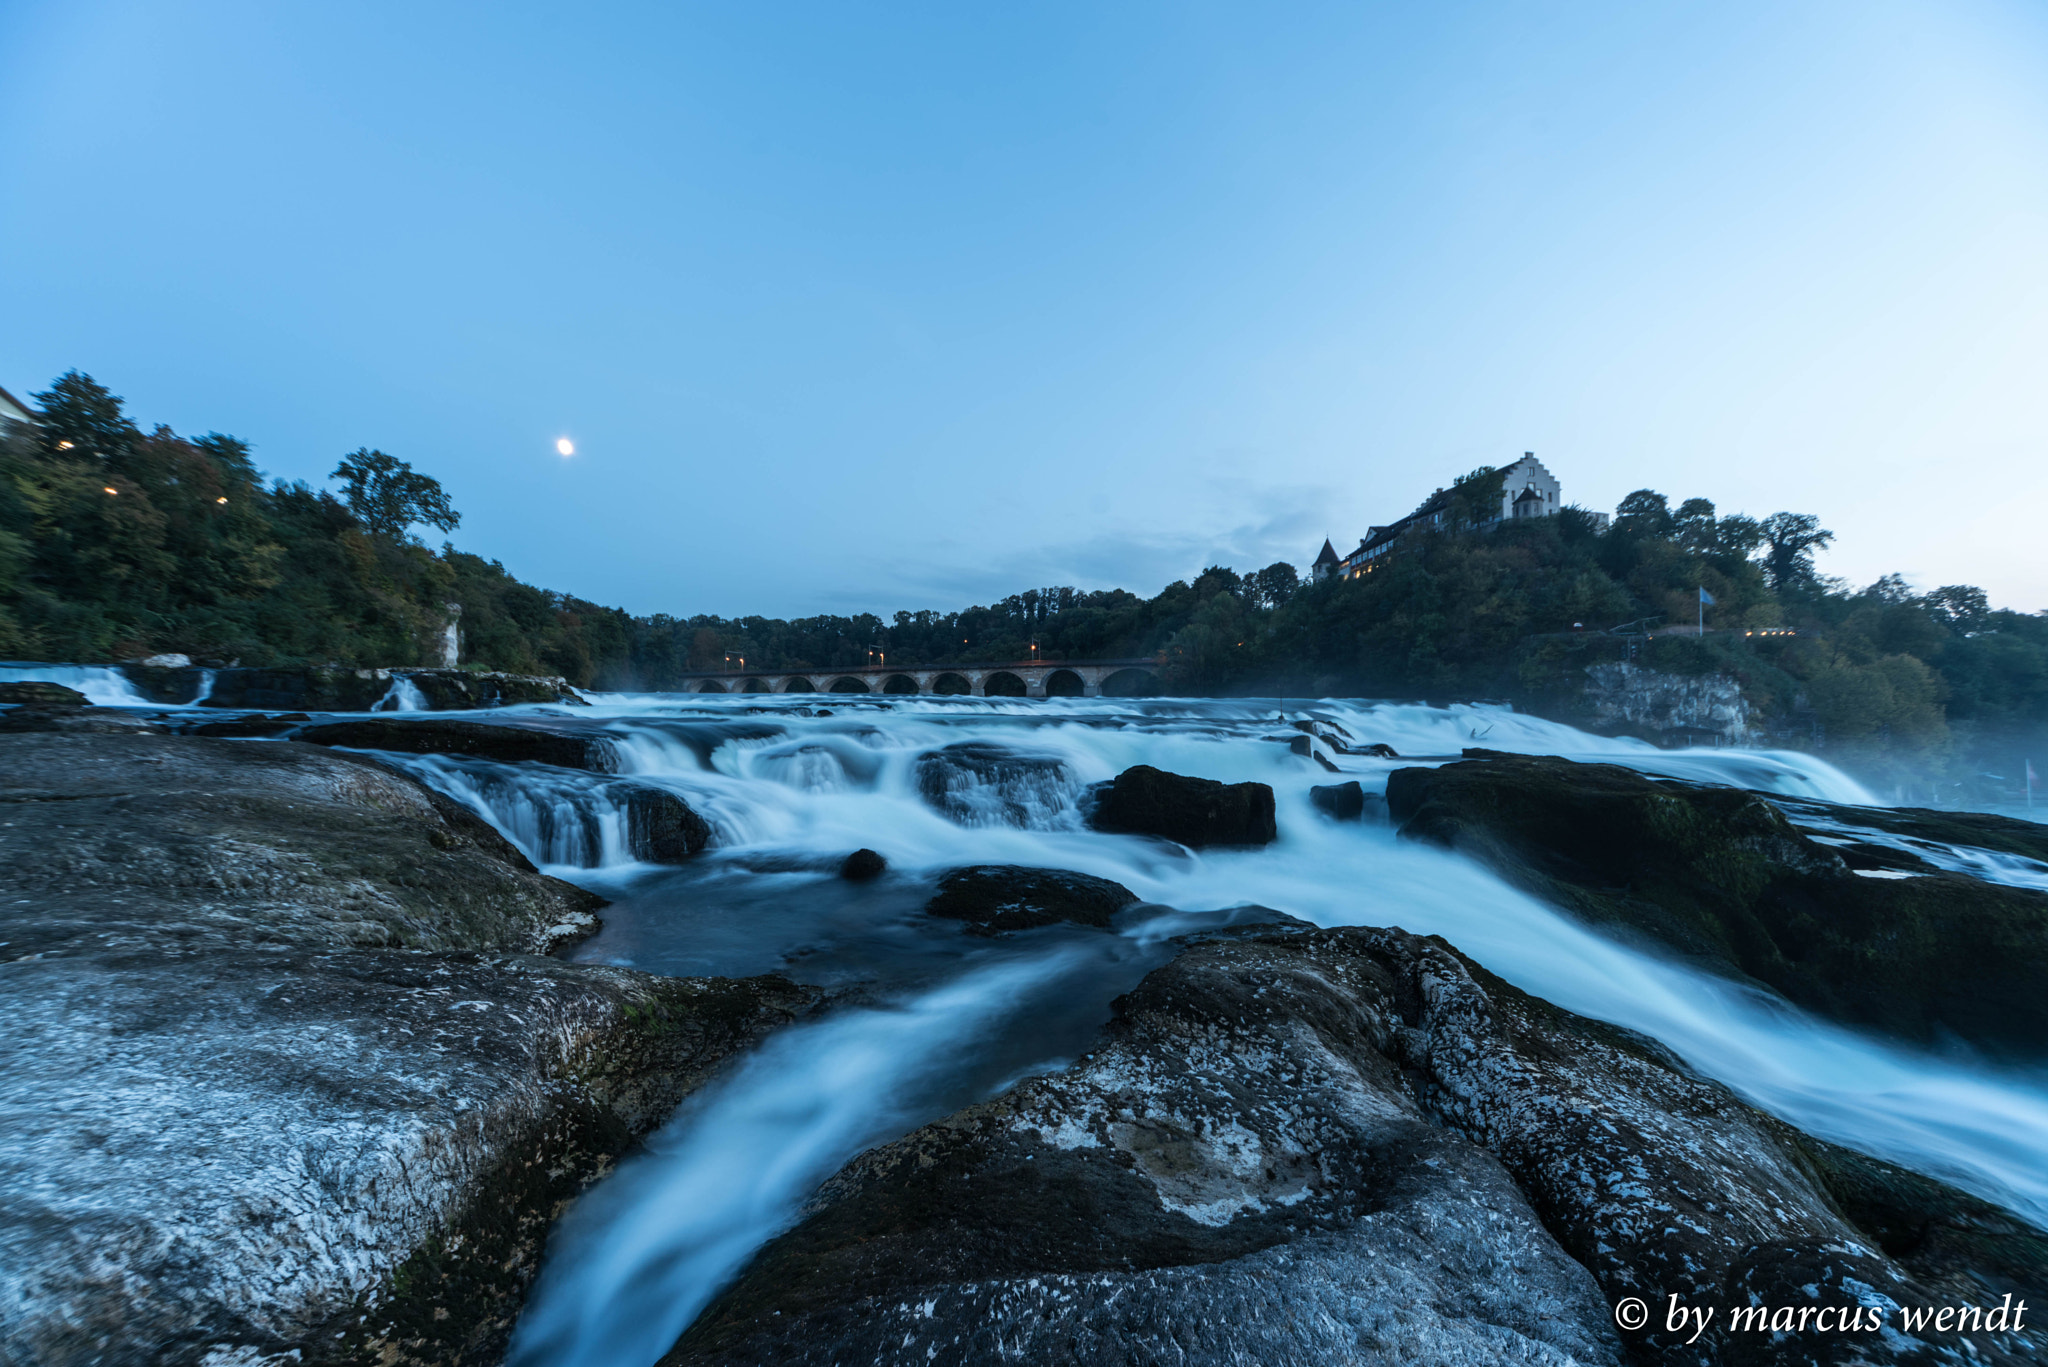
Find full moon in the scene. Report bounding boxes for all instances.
[555,438,575,457]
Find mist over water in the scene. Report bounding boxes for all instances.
[359,694,2048,1367]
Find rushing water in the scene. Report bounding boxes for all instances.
[340,694,2048,1367]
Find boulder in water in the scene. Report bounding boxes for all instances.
[667,925,2047,1366]
[1387,751,2048,1054]
[924,865,1139,934]
[913,742,1076,828]
[1309,779,1367,820]
[297,717,622,772]
[1088,764,1276,848]
[840,848,888,881]
[622,783,714,862]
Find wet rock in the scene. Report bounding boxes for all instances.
[1310,779,1367,820]
[297,717,622,772]
[924,865,1139,934]
[1356,741,1399,759]
[0,732,603,960]
[1288,733,1342,771]
[840,848,888,881]
[1387,752,2048,1054]
[913,742,1077,828]
[1772,796,2048,868]
[0,706,171,735]
[399,669,588,710]
[185,711,310,738]
[0,731,820,1367]
[0,680,87,707]
[621,784,713,863]
[669,926,2046,1367]
[1088,764,1277,848]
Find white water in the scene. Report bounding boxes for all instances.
[0,661,151,705]
[364,694,2047,1367]
[507,948,1097,1367]
[373,675,429,712]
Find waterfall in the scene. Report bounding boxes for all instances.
[0,662,152,705]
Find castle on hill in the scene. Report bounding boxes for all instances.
[1312,452,1605,583]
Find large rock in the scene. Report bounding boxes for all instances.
[1088,764,1277,848]
[666,926,2046,1366]
[0,733,603,958]
[1387,752,2048,1054]
[297,717,622,773]
[0,732,818,1367]
[0,680,88,707]
[620,783,713,862]
[924,865,1140,934]
[913,742,1078,828]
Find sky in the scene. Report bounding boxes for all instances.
[3,0,2046,617]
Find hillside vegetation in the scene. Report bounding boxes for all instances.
[4,371,2044,787]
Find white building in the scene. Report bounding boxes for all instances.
[1316,452,1604,583]
[0,385,33,430]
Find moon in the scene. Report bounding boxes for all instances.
[555,438,575,457]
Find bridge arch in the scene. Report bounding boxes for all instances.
[1101,667,1157,697]
[881,673,920,695]
[695,679,727,694]
[781,677,816,693]
[931,672,972,696]
[828,675,872,694]
[983,671,1027,698]
[741,677,771,694]
[1044,668,1085,698]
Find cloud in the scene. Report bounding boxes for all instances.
[813,481,1337,614]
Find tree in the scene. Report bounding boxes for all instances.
[1250,561,1301,609]
[330,449,460,539]
[31,371,138,461]
[1612,490,1675,539]
[1759,512,1834,590]
[1923,585,1990,635]
[1672,498,1718,549]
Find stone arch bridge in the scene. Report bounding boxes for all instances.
[667,658,1160,699]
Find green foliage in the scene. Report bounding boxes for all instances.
[331,448,460,538]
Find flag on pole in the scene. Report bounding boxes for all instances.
[1698,587,1717,605]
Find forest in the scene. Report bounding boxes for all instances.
[4,370,2044,784]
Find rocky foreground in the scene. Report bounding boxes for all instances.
[671,921,2045,1366]
[0,729,816,1367]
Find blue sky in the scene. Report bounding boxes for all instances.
[4,0,2046,616]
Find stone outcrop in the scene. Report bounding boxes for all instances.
[924,865,1140,935]
[0,732,815,1367]
[1386,752,2048,1054]
[1582,662,1752,744]
[0,680,88,707]
[296,717,623,772]
[1310,779,1370,820]
[1088,764,1278,848]
[666,925,2044,1366]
